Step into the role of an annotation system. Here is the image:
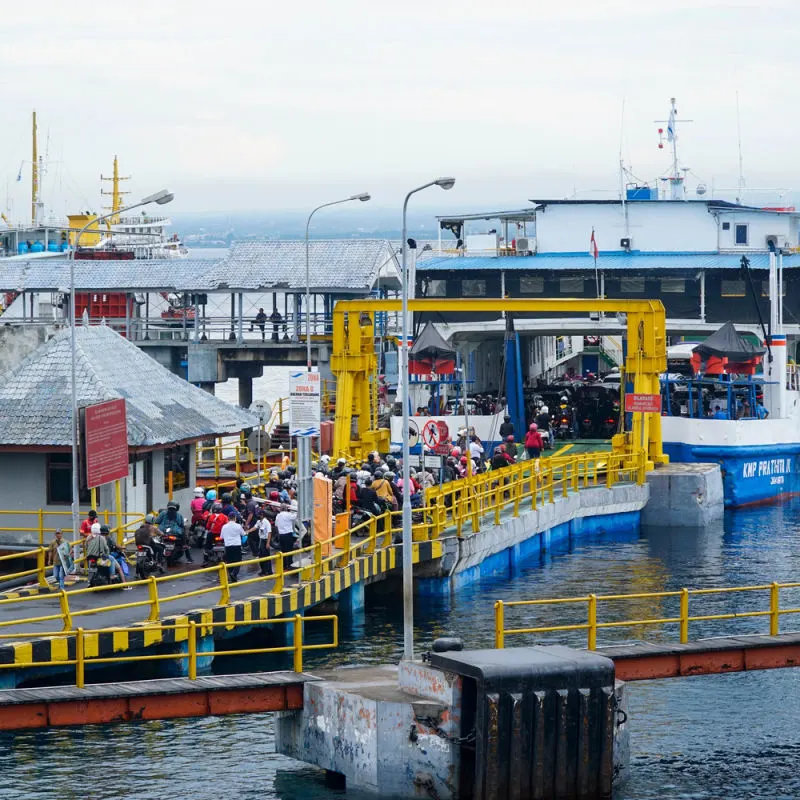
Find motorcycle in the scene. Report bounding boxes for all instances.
[160,526,190,566]
[87,555,123,588]
[579,416,594,438]
[135,535,165,579]
[189,511,209,548]
[600,416,618,438]
[555,414,573,440]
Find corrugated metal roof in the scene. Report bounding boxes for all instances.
[416,253,800,272]
[214,239,400,292]
[0,258,220,292]
[0,239,400,293]
[0,325,258,447]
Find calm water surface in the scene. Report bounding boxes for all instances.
[4,495,800,798]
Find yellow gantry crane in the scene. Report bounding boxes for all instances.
[330,298,668,467]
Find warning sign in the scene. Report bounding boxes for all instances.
[408,420,419,448]
[83,399,129,489]
[422,420,442,448]
[626,393,661,413]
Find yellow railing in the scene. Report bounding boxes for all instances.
[423,449,646,539]
[0,448,644,633]
[0,509,144,547]
[494,581,800,650]
[0,614,338,688]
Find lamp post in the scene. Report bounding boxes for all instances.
[400,178,455,662]
[69,190,174,540]
[304,193,370,371]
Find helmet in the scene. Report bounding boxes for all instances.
[374,469,385,479]
[506,435,514,442]
[99,525,110,536]
[88,510,98,520]
[145,513,157,525]
[90,522,101,535]
[287,465,296,475]
[451,446,461,457]
[240,483,250,492]
[529,423,535,430]
[337,457,347,466]
[504,415,511,422]
[541,405,549,414]
[270,470,279,480]
[212,502,223,513]
[194,486,204,496]
[221,493,232,503]
[364,476,373,486]
[205,489,217,501]
[460,456,467,464]
[269,491,280,501]
[167,501,179,510]
[531,423,538,431]
[385,471,395,480]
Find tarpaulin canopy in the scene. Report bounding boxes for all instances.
[409,321,457,375]
[691,322,765,376]
[691,322,765,361]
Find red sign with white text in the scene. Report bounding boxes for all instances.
[626,393,662,414]
[84,399,129,488]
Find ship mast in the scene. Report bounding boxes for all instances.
[655,98,693,200]
[101,156,130,224]
[31,111,39,225]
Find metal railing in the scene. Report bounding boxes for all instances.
[0,509,144,548]
[0,614,337,688]
[0,448,644,634]
[494,581,800,650]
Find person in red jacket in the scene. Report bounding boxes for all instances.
[524,423,544,460]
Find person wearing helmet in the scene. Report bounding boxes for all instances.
[100,526,131,588]
[525,423,544,460]
[203,489,218,512]
[371,470,397,511]
[499,414,514,439]
[220,493,236,518]
[190,487,206,518]
[156,501,191,563]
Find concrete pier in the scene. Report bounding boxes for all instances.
[642,462,724,527]
[276,647,629,799]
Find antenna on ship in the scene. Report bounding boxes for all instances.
[735,91,745,204]
[101,156,130,224]
[655,97,693,200]
[31,110,39,225]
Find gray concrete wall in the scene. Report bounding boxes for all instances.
[642,463,724,527]
[418,483,649,580]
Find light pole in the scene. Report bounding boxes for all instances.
[304,193,370,371]
[400,178,455,662]
[70,189,174,540]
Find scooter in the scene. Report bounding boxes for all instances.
[87,555,123,588]
[555,414,573,440]
[135,535,166,579]
[189,511,209,548]
[160,527,190,566]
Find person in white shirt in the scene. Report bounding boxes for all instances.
[275,501,304,571]
[254,511,274,577]
[468,435,484,463]
[220,513,245,582]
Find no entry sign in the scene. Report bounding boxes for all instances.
[626,393,661,414]
[83,399,129,488]
[422,420,442,448]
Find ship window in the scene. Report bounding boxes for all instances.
[559,276,583,293]
[761,281,786,297]
[735,224,749,245]
[462,279,486,297]
[722,222,731,231]
[424,279,447,297]
[660,278,685,293]
[721,279,746,297]
[519,276,544,294]
[621,277,644,293]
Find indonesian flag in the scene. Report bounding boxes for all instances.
[590,229,599,260]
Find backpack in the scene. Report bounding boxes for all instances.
[207,513,229,535]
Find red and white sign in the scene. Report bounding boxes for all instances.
[626,393,662,414]
[84,399,129,489]
[421,420,442,448]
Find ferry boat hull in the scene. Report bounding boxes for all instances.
[662,440,800,507]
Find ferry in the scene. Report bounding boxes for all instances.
[0,111,186,262]
[410,98,800,507]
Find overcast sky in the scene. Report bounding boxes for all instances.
[2,0,798,218]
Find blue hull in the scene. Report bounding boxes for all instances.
[663,442,800,507]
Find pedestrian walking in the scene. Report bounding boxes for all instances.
[47,529,72,591]
[220,513,245,583]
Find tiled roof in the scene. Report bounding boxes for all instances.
[0,239,400,293]
[0,325,258,447]
[416,253,800,272]
[213,239,400,291]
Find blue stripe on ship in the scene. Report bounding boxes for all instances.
[663,441,800,507]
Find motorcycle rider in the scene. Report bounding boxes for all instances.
[100,526,132,589]
[135,513,166,574]
[499,415,514,439]
[156,501,192,563]
[536,404,551,448]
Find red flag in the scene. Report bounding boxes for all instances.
[590,229,599,259]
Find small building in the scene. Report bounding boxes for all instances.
[0,324,258,547]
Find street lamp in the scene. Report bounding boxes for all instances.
[400,177,455,662]
[304,193,370,371]
[70,190,174,541]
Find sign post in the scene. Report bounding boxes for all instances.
[82,399,129,489]
[290,372,321,542]
[625,393,661,455]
